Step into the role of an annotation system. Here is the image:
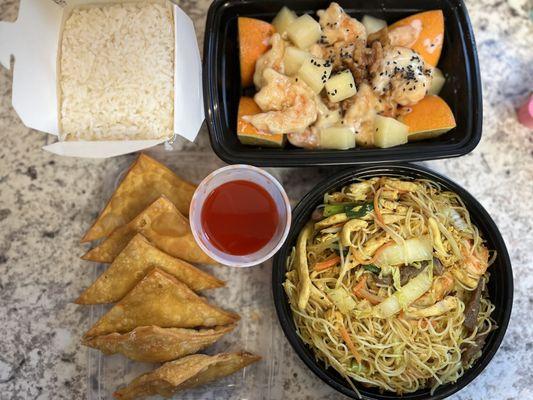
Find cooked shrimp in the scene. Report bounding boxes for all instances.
[243,68,318,134]
[317,2,366,45]
[287,128,320,149]
[414,272,454,307]
[463,241,489,276]
[371,46,432,106]
[342,83,378,147]
[288,95,341,149]
[452,240,489,289]
[407,296,458,319]
[253,33,286,89]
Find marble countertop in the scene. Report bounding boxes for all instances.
[0,0,531,399]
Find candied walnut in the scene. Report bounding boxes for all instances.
[368,41,384,76]
[345,39,372,84]
[367,27,391,48]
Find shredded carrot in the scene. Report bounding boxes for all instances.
[314,255,341,272]
[420,318,434,329]
[339,326,362,364]
[352,270,384,305]
[355,288,383,305]
[373,187,385,225]
[352,275,367,294]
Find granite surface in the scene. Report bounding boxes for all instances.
[0,0,532,399]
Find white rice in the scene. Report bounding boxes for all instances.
[59,1,174,141]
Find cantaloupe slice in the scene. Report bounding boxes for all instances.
[400,95,456,141]
[389,10,444,66]
[237,97,285,147]
[238,17,275,87]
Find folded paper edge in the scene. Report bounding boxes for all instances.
[43,139,166,158]
[173,5,205,142]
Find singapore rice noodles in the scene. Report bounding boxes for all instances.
[284,177,496,394]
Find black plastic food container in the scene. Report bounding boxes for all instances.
[203,0,482,167]
[272,164,513,400]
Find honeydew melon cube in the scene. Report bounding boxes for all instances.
[315,108,342,129]
[283,46,311,76]
[325,70,357,102]
[374,115,409,148]
[272,6,297,36]
[297,57,332,93]
[429,67,446,96]
[320,125,356,150]
[362,15,387,35]
[286,14,322,50]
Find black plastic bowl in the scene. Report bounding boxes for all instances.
[203,0,482,167]
[272,164,513,400]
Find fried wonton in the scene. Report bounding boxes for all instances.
[113,352,261,399]
[83,325,236,363]
[84,268,239,338]
[77,234,223,304]
[82,196,213,264]
[82,153,196,243]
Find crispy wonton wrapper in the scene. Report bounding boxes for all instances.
[84,269,239,338]
[82,153,196,243]
[83,325,236,363]
[114,352,261,399]
[77,234,223,304]
[82,196,213,264]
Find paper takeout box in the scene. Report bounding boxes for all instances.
[0,0,204,158]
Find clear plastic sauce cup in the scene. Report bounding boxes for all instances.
[189,165,291,267]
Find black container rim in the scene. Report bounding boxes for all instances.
[272,163,513,400]
[203,0,483,167]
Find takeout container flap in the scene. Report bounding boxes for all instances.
[0,0,204,158]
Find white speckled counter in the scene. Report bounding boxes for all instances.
[0,0,531,399]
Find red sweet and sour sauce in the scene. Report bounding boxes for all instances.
[201,180,279,256]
